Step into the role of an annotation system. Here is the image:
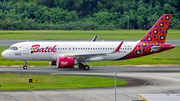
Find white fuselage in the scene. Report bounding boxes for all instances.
[1,41,139,61]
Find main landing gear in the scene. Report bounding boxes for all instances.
[23,61,28,70]
[78,63,90,70]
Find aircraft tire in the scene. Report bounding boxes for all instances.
[23,66,27,70]
[84,65,89,70]
[78,63,84,69]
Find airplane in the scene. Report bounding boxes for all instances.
[1,14,175,70]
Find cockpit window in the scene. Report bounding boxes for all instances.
[10,46,18,50]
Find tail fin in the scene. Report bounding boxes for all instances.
[140,14,172,45]
[123,14,172,60]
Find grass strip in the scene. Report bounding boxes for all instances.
[0,30,179,40]
[0,46,180,66]
[0,73,127,90]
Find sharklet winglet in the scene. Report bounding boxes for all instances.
[113,41,123,53]
[91,35,97,42]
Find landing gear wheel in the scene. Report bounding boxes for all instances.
[78,63,84,69]
[23,61,28,70]
[23,66,27,70]
[84,65,89,70]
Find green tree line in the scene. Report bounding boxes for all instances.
[0,0,179,30]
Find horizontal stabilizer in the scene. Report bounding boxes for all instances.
[151,46,162,51]
[151,43,175,51]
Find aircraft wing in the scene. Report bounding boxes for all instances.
[54,41,124,61]
[62,52,108,61]
[60,52,107,58]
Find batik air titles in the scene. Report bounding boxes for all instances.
[1,14,175,70]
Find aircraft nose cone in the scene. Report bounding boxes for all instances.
[1,50,9,59]
[1,51,5,58]
[1,50,14,60]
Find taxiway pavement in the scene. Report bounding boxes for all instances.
[0,66,180,101]
[0,66,180,74]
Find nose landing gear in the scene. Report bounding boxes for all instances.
[23,66,27,70]
[23,61,28,70]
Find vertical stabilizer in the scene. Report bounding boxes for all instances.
[122,14,172,60]
[140,14,172,44]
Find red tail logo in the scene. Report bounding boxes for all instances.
[140,14,171,44]
[124,14,172,59]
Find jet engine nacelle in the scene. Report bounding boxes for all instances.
[57,57,77,68]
